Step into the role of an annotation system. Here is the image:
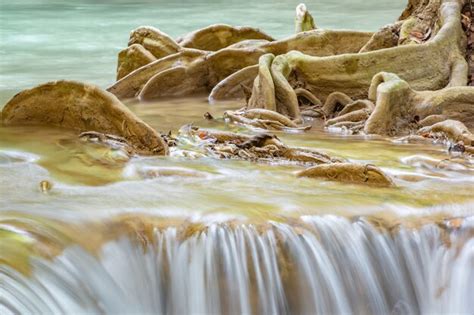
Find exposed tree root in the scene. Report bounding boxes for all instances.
[117,44,156,80]
[209,65,258,102]
[128,26,181,59]
[180,126,343,165]
[2,0,472,187]
[108,49,207,99]
[239,0,468,121]
[105,0,472,144]
[223,108,311,131]
[176,24,274,51]
[297,163,395,187]
[364,72,474,140]
[294,88,322,107]
[109,5,373,101]
[1,81,168,155]
[398,0,441,45]
[418,119,474,144]
[359,21,403,52]
[461,0,474,85]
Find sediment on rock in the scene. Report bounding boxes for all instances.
[297,163,395,187]
[1,81,168,155]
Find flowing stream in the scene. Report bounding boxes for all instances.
[1,0,473,314]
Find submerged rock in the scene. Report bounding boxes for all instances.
[297,163,395,187]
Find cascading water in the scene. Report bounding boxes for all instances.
[1,215,472,315]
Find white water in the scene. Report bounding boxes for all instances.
[2,215,473,314]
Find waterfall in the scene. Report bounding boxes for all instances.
[1,215,473,315]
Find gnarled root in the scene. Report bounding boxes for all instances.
[398,0,441,45]
[223,108,310,131]
[244,0,467,120]
[364,72,474,140]
[418,119,474,145]
[297,163,395,187]
[1,81,168,155]
[110,4,373,101]
[297,90,374,132]
[181,126,340,165]
[323,98,374,133]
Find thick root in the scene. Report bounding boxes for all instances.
[108,49,207,99]
[364,72,474,136]
[208,65,258,102]
[139,65,208,100]
[462,1,473,86]
[177,24,274,51]
[223,108,310,131]
[116,44,156,80]
[111,25,373,101]
[326,109,371,126]
[182,127,338,165]
[1,81,168,155]
[321,92,354,116]
[248,54,277,111]
[418,119,474,145]
[246,0,467,120]
[128,26,181,59]
[295,88,322,107]
[398,0,441,45]
[297,163,395,187]
[359,22,403,52]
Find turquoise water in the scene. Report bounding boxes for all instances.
[0,0,405,104]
